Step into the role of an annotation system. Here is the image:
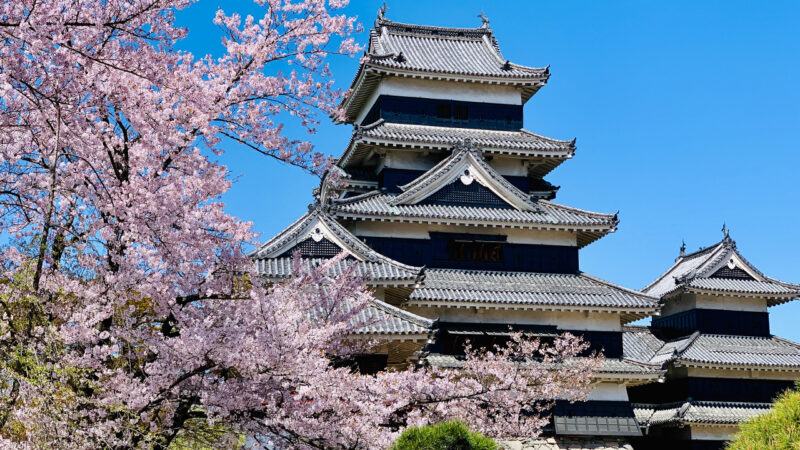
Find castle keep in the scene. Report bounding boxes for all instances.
[252,10,800,449]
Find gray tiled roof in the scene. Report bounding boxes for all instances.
[622,326,668,364]
[407,269,657,319]
[255,257,419,283]
[643,236,800,303]
[634,401,771,426]
[678,334,800,368]
[424,353,661,376]
[623,327,800,369]
[341,15,549,121]
[361,121,574,152]
[333,192,617,247]
[338,120,575,171]
[366,18,547,79]
[352,298,434,337]
[251,208,421,284]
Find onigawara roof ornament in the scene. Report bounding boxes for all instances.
[378,2,388,21]
[478,12,490,29]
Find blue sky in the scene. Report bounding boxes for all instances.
[176,1,800,338]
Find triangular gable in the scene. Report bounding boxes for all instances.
[251,207,423,281]
[417,179,513,209]
[251,209,364,261]
[389,139,536,211]
[642,235,800,300]
[694,239,766,282]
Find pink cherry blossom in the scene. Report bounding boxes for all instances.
[0,1,600,448]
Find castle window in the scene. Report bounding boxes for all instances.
[453,104,468,121]
[436,103,451,119]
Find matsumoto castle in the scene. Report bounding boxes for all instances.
[252,9,800,450]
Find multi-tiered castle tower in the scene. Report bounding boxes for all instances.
[252,9,800,450]
[625,232,800,449]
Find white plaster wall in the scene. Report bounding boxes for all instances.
[586,382,630,401]
[690,425,736,441]
[383,152,442,171]
[355,77,522,123]
[662,293,767,315]
[694,293,767,312]
[489,157,529,176]
[686,367,800,381]
[351,221,578,246]
[405,307,622,332]
[659,294,696,317]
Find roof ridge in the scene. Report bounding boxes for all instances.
[694,243,737,278]
[425,267,577,277]
[692,332,774,339]
[578,272,659,301]
[674,331,701,356]
[622,325,655,332]
[331,190,382,205]
[376,17,492,36]
[690,401,773,408]
[764,275,800,292]
[519,128,577,145]
[249,211,314,258]
[358,118,385,131]
[641,240,726,294]
[769,335,800,349]
[368,298,435,328]
[537,199,618,219]
[719,243,774,281]
[680,238,726,260]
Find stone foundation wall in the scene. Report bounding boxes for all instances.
[497,438,633,450]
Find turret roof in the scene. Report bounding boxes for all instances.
[340,12,549,122]
[642,234,800,304]
[365,16,548,79]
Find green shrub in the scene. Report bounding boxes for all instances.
[727,384,800,449]
[390,420,497,450]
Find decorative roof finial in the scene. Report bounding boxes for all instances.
[721,222,730,240]
[478,12,490,29]
[378,2,388,20]
[679,240,686,257]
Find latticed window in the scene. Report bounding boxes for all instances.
[279,237,340,258]
[710,266,753,279]
[419,180,512,208]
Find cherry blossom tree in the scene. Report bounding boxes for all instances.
[0,1,601,448]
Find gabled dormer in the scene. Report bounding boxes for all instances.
[250,206,421,286]
[389,139,537,211]
[643,230,800,337]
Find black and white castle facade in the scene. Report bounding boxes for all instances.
[251,9,800,450]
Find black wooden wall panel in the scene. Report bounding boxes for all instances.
[362,234,579,273]
[653,309,770,337]
[361,95,524,130]
[628,377,793,403]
